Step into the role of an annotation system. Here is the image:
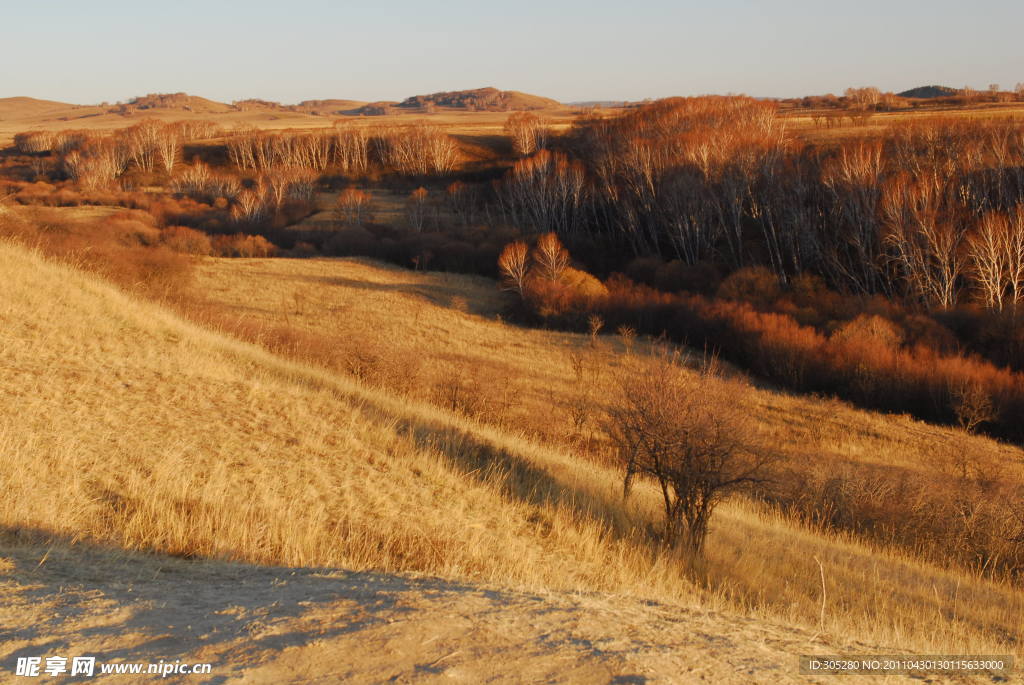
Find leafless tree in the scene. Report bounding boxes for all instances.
[844,86,881,108]
[497,150,588,236]
[405,187,430,232]
[504,112,547,156]
[498,241,530,296]
[63,138,128,189]
[123,121,163,173]
[231,184,269,224]
[378,124,459,175]
[13,131,53,153]
[335,188,373,225]
[532,232,570,282]
[952,380,996,434]
[821,139,887,293]
[606,354,770,557]
[155,126,180,175]
[333,124,370,174]
[882,172,967,309]
[968,212,1012,310]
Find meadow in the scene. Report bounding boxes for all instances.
[3,90,1024,668]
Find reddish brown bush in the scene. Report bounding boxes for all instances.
[211,233,277,258]
[160,226,213,255]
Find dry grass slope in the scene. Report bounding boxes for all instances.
[0,243,1022,669]
[189,255,1024,654]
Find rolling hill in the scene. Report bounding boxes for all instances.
[398,87,563,111]
[0,227,1021,679]
[0,96,77,118]
[128,92,234,113]
[0,238,895,682]
[898,85,958,98]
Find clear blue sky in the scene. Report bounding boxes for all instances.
[3,0,1022,104]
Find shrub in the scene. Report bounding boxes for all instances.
[831,314,904,351]
[160,226,213,255]
[716,266,781,309]
[211,233,277,258]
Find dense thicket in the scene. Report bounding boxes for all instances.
[497,97,1024,315]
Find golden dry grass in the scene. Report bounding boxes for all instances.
[0,97,577,148]
[190,256,1024,476]
[0,241,680,595]
[1,240,1017,658]
[782,102,1024,144]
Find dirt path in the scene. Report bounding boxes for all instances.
[0,543,969,684]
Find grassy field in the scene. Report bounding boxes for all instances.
[782,101,1024,143]
[3,239,1022,658]
[0,96,579,147]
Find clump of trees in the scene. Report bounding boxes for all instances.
[376,124,459,176]
[496,150,588,237]
[504,112,548,156]
[226,123,458,177]
[335,187,373,225]
[498,233,606,318]
[13,131,54,154]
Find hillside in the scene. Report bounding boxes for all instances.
[1,239,1022,679]
[291,98,369,115]
[898,85,958,98]
[0,239,904,682]
[128,92,233,113]
[398,87,563,111]
[0,96,77,118]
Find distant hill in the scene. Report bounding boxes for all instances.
[349,101,400,116]
[0,96,76,118]
[0,89,565,122]
[128,92,233,113]
[291,99,368,115]
[898,85,958,99]
[398,87,562,111]
[567,101,631,109]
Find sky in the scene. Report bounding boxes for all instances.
[2,0,1022,104]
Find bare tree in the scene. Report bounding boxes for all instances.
[882,172,967,309]
[63,138,128,190]
[968,212,1011,310]
[123,121,163,173]
[333,124,370,174]
[405,187,430,232]
[497,241,530,296]
[498,150,588,236]
[844,86,881,108]
[532,232,570,282]
[335,188,373,225]
[1006,208,1024,312]
[504,112,547,156]
[952,380,996,434]
[231,184,269,224]
[606,354,771,557]
[13,131,53,153]
[379,124,459,175]
[155,126,181,175]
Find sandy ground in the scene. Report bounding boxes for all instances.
[0,542,922,685]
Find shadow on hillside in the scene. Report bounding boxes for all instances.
[387,415,649,544]
[0,526,521,682]
[304,272,504,317]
